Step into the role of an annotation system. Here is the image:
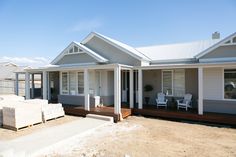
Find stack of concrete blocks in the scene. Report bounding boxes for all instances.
[20,99,65,122]
[42,103,65,122]
[0,105,2,126]
[0,95,25,126]
[2,102,42,131]
[0,95,65,130]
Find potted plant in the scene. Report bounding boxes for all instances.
[144,84,153,105]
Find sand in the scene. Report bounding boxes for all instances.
[0,115,80,141]
[52,116,236,157]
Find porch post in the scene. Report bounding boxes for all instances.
[138,69,143,109]
[15,73,19,96]
[31,73,35,99]
[43,71,47,100]
[129,69,134,108]
[114,65,121,115]
[25,72,30,99]
[198,67,203,115]
[84,69,90,111]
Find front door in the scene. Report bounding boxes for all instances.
[49,72,60,103]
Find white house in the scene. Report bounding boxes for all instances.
[17,31,236,122]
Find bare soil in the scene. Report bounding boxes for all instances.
[57,116,236,157]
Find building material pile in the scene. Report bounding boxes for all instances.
[0,95,65,130]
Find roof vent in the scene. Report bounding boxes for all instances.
[212,31,220,39]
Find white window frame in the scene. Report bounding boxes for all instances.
[223,68,236,101]
[60,71,84,96]
[60,71,69,95]
[173,69,185,97]
[77,72,84,95]
[162,70,174,96]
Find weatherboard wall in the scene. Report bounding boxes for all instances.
[55,53,97,65]
[84,36,141,66]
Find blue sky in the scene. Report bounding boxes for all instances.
[0,0,235,66]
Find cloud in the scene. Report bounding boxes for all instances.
[70,18,103,32]
[0,56,50,67]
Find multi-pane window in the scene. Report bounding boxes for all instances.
[61,71,84,95]
[162,69,185,97]
[224,69,236,99]
[173,69,185,97]
[61,72,68,94]
[78,72,84,94]
[69,72,76,95]
[162,70,173,96]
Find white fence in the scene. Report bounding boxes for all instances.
[0,80,25,96]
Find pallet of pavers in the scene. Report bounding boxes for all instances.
[2,102,42,131]
[42,103,65,122]
[0,95,25,126]
[24,99,65,122]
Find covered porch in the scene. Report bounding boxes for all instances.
[21,64,135,122]
[136,62,236,118]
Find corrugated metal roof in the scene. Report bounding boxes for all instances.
[136,39,220,61]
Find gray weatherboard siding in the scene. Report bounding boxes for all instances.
[58,95,114,106]
[201,45,236,59]
[203,100,236,114]
[85,36,141,66]
[56,53,97,65]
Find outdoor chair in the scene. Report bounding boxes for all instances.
[156,93,168,108]
[177,94,192,111]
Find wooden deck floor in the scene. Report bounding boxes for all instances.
[63,104,236,126]
[63,105,132,122]
[133,105,236,126]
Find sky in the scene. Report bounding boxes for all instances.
[0,0,235,67]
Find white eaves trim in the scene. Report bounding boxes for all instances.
[195,32,236,59]
[81,32,151,62]
[151,58,196,64]
[135,61,236,70]
[199,57,236,63]
[51,41,108,64]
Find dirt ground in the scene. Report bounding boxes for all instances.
[0,115,80,140]
[52,116,236,157]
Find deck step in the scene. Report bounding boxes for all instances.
[86,114,114,122]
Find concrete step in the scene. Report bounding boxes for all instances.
[86,114,114,122]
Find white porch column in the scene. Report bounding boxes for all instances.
[84,69,90,111]
[198,67,203,115]
[138,69,143,109]
[25,72,30,99]
[129,69,134,108]
[15,73,19,96]
[43,71,48,100]
[114,65,121,114]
